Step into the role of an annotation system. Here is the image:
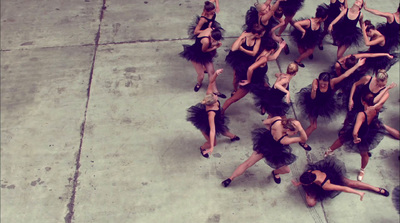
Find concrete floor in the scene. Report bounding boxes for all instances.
[1,0,399,222]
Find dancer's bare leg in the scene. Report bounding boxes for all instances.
[227,151,264,181]
[192,61,205,87]
[221,87,249,115]
[272,165,291,179]
[337,44,349,60]
[383,124,400,139]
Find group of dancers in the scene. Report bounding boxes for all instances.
[180,0,399,208]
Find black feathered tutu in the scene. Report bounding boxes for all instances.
[339,112,385,153]
[253,85,290,117]
[377,20,400,52]
[243,6,259,32]
[278,0,304,17]
[302,157,347,200]
[187,14,224,39]
[290,18,322,49]
[324,1,345,29]
[226,50,255,79]
[331,9,362,47]
[187,103,229,135]
[252,128,296,169]
[296,83,339,120]
[360,46,399,72]
[180,36,217,65]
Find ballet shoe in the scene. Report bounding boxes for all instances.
[272,170,281,184]
[199,147,209,158]
[230,136,240,142]
[221,178,232,187]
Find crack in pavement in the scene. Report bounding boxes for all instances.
[64,1,107,223]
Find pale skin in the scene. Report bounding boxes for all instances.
[194,8,216,36]
[258,0,285,27]
[230,31,262,91]
[302,59,366,148]
[291,169,390,207]
[221,41,286,115]
[328,0,364,59]
[208,0,220,13]
[200,69,238,156]
[362,23,385,49]
[293,17,327,64]
[363,0,400,24]
[192,28,222,93]
[225,116,307,183]
[334,53,393,76]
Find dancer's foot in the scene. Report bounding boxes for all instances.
[357,168,364,181]
[214,92,226,99]
[230,136,240,142]
[194,83,202,92]
[299,142,312,151]
[294,60,305,68]
[272,170,281,184]
[377,188,390,197]
[221,178,232,187]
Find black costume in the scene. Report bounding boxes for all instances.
[187,101,230,135]
[291,19,322,49]
[331,8,363,47]
[180,36,217,65]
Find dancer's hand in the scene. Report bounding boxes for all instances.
[203,147,213,156]
[357,58,366,66]
[388,82,398,89]
[239,80,250,86]
[279,40,287,48]
[353,137,361,144]
[301,31,306,39]
[386,54,394,59]
[348,99,354,111]
[215,69,223,76]
[328,24,333,33]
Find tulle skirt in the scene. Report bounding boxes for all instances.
[279,0,304,17]
[225,50,255,80]
[252,128,296,169]
[331,20,362,47]
[302,157,347,200]
[187,15,224,39]
[296,85,339,120]
[253,86,290,117]
[187,103,229,135]
[290,19,322,49]
[180,44,216,65]
[377,22,400,52]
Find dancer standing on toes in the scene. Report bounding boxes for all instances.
[363,2,399,52]
[318,0,348,50]
[225,24,263,96]
[291,5,328,68]
[188,1,223,39]
[222,39,286,115]
[252,62,298,118]
[221,116,307,187]
[296,58,366,151]
[180,28,226,97]
[329,0,364,59]
[186,69,240,159]
[292,157,389,207]
[324,93,391,181]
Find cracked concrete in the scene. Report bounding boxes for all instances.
[1,0,399,223]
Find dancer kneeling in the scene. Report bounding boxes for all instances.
[292,157,390,207]
[221,116,307,187]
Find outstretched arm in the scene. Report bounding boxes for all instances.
[331,58,366,89]
[354,52,393,59]
[363,0,394,22]
[267,40,286,60]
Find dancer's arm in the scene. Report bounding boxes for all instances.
[328,9,346,32]
[280,120,308,144]
[362,25,384,47]
[354,52,393,59]
[274,77,291,103]
[194,17,208,36]
[372,82,397,110]
[231,32,247,51]
[201,37,221,52]
[310,79,318,99]
[331,58,366,89]
[363,1,394,22]
[352,112,366,144]
[348,76,370,111]
[240,55,268,86]
[239,38,261,56]
[267,40,286,60]
[293,19,309,39]
[206,69,223,94]
[215,0,220,13]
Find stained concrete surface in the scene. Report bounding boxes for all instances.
[1,0,399,223]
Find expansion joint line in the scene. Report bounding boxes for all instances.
[64,1,107,222]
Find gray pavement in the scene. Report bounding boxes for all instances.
[1,0,399,222]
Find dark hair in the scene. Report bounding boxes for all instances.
[204,1,215,12]
[251,24,265,35]
[300,172,317,185]
[281,118,296,131]
[345,55,357,68]
[274,7,283,18]
[261,38,278,51]
[211,28,223,41]
[315,5,328,19]
[364,20,376,32]
[318,72,331,82]
[362,93,375,106]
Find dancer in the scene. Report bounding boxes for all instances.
[334,52,393,77]
[276,0,305,37]
[186,69,240,158]
[318,0,348,50]
[180,27,226,97]
[329,0,364,59]
[225,24,263,95]
[324,93,388,181]
[209,0,220,13]
[252,62,298,117]
[296,58,366,151]
[221,116,307,187]
[221,40,286,115]
[188,1,222,39]
[363,1,399,52]
[292,157,389,207]
[291,5,328,68]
